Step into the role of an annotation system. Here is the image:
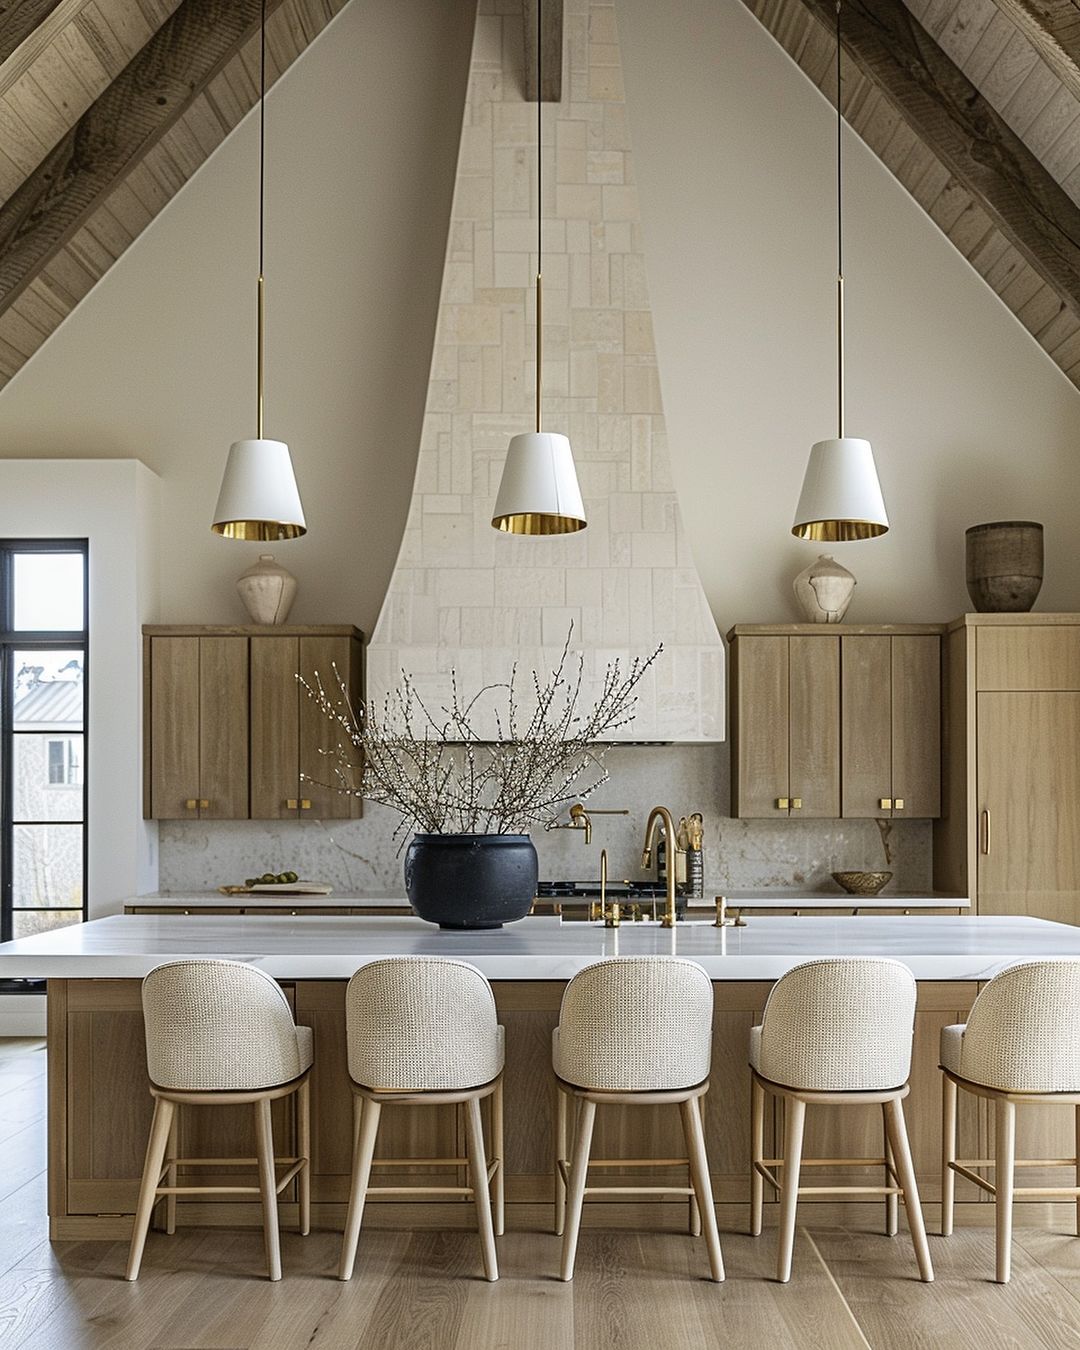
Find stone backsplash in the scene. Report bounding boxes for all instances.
[158,743,931,896]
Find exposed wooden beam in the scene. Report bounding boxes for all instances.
[524,0,562,101]
[0,0,65,66]
[990,0,1080,106]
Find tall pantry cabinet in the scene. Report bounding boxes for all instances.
[934,615,1080,922]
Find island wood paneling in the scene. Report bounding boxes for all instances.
[52,975,1067,1242]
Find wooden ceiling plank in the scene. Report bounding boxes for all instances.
[1034,301,1078,347]
[939,0,999,65]
[991,0,1080,109]
[1017,280,1067,332]
[524,0,563,101]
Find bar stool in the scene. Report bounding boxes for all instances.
[126,959,312,1282]
[338,957,504,1283]
[940,959,1080,1283]
[749,957,933,1284]
[553,956,724,1283]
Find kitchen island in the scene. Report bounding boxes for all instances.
[5,912,1078,1240]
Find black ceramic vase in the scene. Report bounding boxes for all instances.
[404,833,539,929]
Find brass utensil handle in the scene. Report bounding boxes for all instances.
[980,808,990,855]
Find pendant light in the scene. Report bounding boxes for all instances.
[491,3,585,535]
[212,0,306,541]
[792,0,887,543]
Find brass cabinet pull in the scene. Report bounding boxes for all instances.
[790,798,802,810]
[776,797,790,810]
[894,798,905,811]
[879,798,893,810]
[199,799,210,810]
[980,808,990,855]
[300,799,312,811]
[184,799,198,811]
[286,798,299,810]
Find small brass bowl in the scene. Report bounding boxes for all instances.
[831,870,893,897]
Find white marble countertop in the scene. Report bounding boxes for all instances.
[0,913,1070,982]
[127,890,968,911]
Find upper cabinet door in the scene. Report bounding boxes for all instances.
[891,636,940,819]
[250,636,301,819]
[788,635,840,818]
[732,636,790,817]
[197,637,249,820]
[298,635,363,821]
[841,636,893,818]
[146,636,200,820]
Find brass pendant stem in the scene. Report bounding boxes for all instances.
[257,273,265,439]
[837,272,844,440]
[535,271,543,434]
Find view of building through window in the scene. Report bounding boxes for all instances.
[0,544,87,942]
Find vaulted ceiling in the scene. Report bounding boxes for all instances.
[3,0,1080,393]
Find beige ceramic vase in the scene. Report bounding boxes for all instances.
[236,553,298,625]
[793,554,856,624]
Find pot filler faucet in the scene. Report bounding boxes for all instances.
[641,805,681,928]
[550,801,629,846]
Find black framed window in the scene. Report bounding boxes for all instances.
[0,541,88,944]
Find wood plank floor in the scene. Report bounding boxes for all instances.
[6,1039,1080,1349]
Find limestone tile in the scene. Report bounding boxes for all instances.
[493,567,566,607]
[571,308,622,349]
[604,103,631,151]
[609,253,625,309]
[565,569,602,608]
[481,346,502,410]
[569,253,591,308]
[569,348,597,398]
[493,217,564,253]
[494,103,535,147]
[642,493,676,534]
[594,220,631,253]
[474,15,502,69]
[557,118,587,151]
[542,607,583,647]
[423,495,464,514]
[437,568,495,607]
[540,252,568,290]
[587,150,624,184]
[493,251,530,289]
[440,304,502,345]
[596,352,623,412]
[623,253,650,307]
[428,380,457,412]
[588,254,611,308]
[557,147,588,183]
[430,340,458,382]
[448,221,473,261]
[624,310,653,355]
[439,607,462,647]
[608,491,642,534]
[624,362,662,413]
[588,7,618,44]
[556,183,603,221]
[474,223,494,289]
[500,11,523,72]
[494,145,531,212]
[631,530,676,568]
[566,218,591,253]
[442,261,475,305]
[609,530,631,568]
[589,42,621,68]
[602,184,638,221]
[454,175,494,221]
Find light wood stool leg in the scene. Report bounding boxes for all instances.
[338,1095,381,1281]
[681,1096,724,1282]
[126,1097,175,1281]
[995,1097,1016,1284]
[298,1078,311,1237]
[776,1096,805,1283]
[1074,1103,1080,1239]
[689,1094,702,1237]
[750,1075,765,1238]
[560,1098,596,1282]
[165,1106,179,1236]
[885,1096,934,1283]
[465,1095,499,1282]
[554,1084,568,1236]
[941,1074,957,1238]
[492,1076,505,1238]
[254,1096,282,1282]
[883,1106,898,1237]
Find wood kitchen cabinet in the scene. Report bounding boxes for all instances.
[144,625,364,821]
[841,634,940,818]
[935,615,1080,921]
[729,624,943,821]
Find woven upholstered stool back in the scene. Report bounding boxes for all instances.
[345,957,502,1091]
[555,957,713,1092]
[958,960,1080,1092]
[142,959,307,1092]
[757,958,915,1092]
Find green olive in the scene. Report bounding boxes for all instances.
[244,879,256,889]
[260,873,277,884]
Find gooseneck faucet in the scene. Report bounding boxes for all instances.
[641,805,680,928]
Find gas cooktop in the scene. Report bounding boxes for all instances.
[536,880,668,899]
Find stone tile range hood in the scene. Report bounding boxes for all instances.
[367,0,725,742]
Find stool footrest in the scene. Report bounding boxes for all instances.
[583,1185,694,1197]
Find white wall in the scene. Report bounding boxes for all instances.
[0,0,476,639]
[618,0,1080,623]
[0,460,159,1033]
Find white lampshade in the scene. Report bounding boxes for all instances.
[492,432,587,535]
[792,437,888,542]
[211,438,306,540]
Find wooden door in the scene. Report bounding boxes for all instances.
[147,636,200,819]
[732,637,789,817]
[841,636,892,817]
[891,635,940,819]
[788,635,840,817]
[299,635,362,820]
[250,636,301,819]
[977,692,1080,922]
[198,637,249,820]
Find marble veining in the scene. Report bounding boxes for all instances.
[2,914,1072,982]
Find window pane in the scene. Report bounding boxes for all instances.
[13,824,83,908]
[13,553,84,631]
[13,909,82,939]
[12,651,84,733]
[13,735,84,822]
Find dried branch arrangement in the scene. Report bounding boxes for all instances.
[300,629,661,847]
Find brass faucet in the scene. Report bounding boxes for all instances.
[641,805,682,928]
[551,801,630,847]
[588,849,621,926]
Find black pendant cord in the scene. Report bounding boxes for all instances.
[835,0,844,440]
[535,0,543,434]
[256,0,267,437]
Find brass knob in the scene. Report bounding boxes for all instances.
[776,797,790,810]
[184,799,197,811]
[894,798,905,811]
[300,799,312,810]
[879,798,893,810]
[286,798,299,810]
[790,798,802,810]
[199,799,210,810]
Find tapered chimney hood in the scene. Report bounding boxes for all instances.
[367,0,724,742]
